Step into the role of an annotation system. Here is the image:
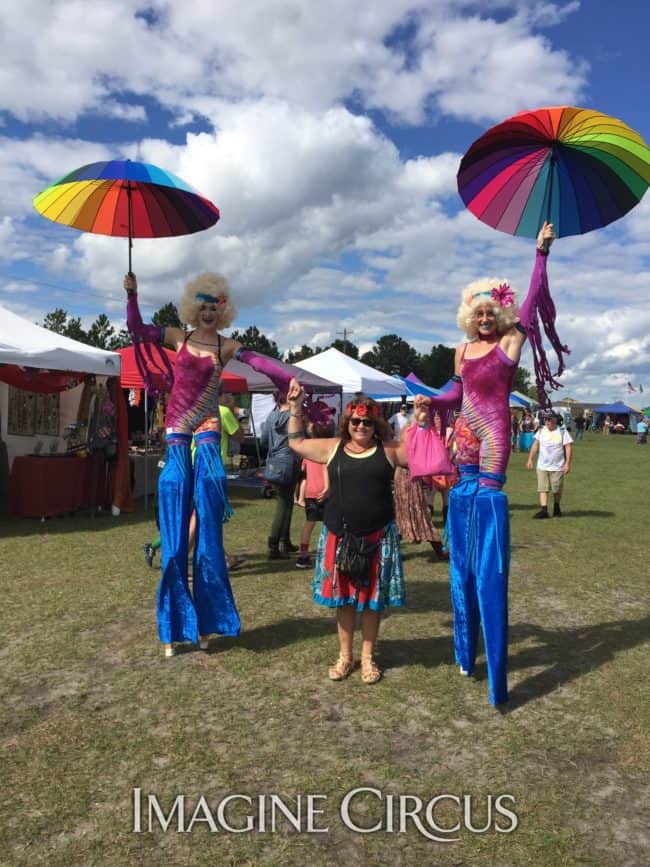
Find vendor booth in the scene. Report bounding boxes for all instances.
[592,402,641,432]
[115,346,341,498]
[115,346,250,503]
[0,304,121,518]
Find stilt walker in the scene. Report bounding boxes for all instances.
[125,271,292,656]
[409,223,568,704]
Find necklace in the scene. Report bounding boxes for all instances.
[345,442,373,455]
[188,335,219,348]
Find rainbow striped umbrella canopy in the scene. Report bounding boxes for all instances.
[457,106,650,239]
[33,159,220,270]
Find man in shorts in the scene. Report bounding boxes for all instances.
[526,410,573,518]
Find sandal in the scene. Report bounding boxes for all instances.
[360,656,382,684]
[430,540,449,561]
[328,654,354,681]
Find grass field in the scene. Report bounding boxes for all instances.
[1,432,648,866]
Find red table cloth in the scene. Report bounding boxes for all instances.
[10,453,106,518]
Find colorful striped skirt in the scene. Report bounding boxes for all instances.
[311,521,405,612]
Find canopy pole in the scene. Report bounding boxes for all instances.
[144,388,148,511]
[248,401,263,469]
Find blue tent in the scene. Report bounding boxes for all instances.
[509,392,530,408]
[394,375,441,398]
[593,402,640,432]
[593,403,639,415]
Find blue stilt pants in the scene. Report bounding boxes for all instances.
[448,466,510,705]
[157,432,240,645]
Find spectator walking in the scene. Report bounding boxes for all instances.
[527,410,573,518]
[389,403,411,439]
[573,414,585,441]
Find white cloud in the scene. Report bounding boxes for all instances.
[0,1,586,126]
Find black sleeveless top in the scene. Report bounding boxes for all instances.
[323,441,394,536]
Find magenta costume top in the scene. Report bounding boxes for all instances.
[454,343,516,477]
[165,337,224,434]
[126,292,294,434]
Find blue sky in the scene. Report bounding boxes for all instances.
[1,0,649,400]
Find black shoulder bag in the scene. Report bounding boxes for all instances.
[334,450,380,585]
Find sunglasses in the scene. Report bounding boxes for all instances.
[349,417,375,428]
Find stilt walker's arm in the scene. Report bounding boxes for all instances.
[518,248,570,407]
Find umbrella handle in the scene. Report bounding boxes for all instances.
[127,180,133,274]
[540,150,556,253]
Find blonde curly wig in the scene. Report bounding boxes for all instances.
[456,277,520,339]
[178,273,237,329]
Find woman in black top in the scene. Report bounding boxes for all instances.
[286,378,415,684]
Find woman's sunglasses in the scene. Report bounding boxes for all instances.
[349,417,375,428]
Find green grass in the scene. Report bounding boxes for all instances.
[1,432,648,866]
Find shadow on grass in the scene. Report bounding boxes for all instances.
[0,491,268,538]
[561,509,615,518]
[508,504,615,518]
[500,615,650,712]
[390,579,452,615]
[0,510,155,537]
[378,633,452,669]
[202,615,334,653]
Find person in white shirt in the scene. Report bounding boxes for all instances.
[388,403,411,439]
[526,410,573,518]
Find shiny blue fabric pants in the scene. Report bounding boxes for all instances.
[157,432,240,645]
[448,465,509,705]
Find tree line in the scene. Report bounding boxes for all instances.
[42,303,533,393]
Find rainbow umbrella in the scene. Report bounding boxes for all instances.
[33,159,220,271]
[457,106,650,239]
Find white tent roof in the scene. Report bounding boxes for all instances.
[295,347,405,398]
[0,305,121,376]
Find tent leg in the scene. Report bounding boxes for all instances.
[144,389,148,511]
[249,407,262,469]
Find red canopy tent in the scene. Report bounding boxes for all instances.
[115,345,248,392]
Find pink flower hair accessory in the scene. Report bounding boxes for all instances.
[491,283,514,308]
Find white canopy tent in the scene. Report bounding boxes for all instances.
[0,305,121,376]
[0,305,121,469]
[295,348,406,400]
